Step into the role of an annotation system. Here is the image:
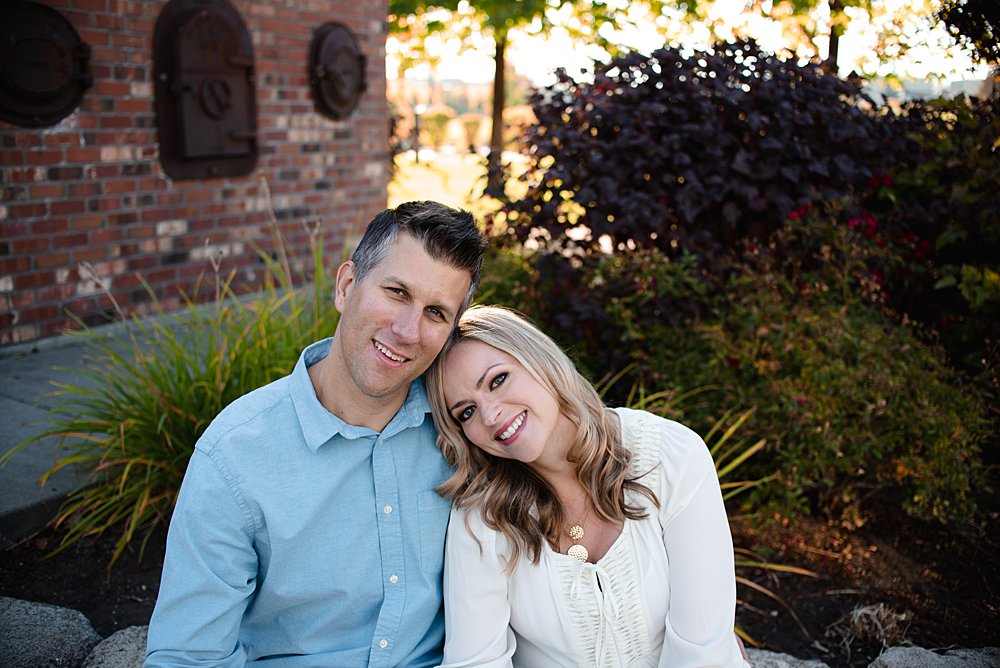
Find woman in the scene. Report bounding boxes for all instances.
[426,305,750,668]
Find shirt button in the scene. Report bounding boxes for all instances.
[379,639,388,649]
[383,505,392,514]
[389,574,398,584]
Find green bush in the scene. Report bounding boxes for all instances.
[709,268,988,525]
[862,95,999,386]
[421,104,456,150]
[1,234,339,563]
[478,215,991,526]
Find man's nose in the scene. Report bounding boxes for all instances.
[392,307,421,344]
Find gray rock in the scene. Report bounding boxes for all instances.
[82,626,148,668]
[869,646,1000,667]
[0,596,102,668]
[747,648,831,667]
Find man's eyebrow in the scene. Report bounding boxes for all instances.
[449,363,502,412]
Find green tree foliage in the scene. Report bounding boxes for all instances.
[936,0,999,64]
[390,0,558,194]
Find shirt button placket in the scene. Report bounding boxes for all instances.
[370,433,405,667]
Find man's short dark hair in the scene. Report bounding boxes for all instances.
[351,201,488,312]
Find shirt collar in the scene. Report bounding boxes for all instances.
[291,338,432,451]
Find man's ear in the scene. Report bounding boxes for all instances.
[333,261,355,310]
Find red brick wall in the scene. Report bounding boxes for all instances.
[0,0,390,345]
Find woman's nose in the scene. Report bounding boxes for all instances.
[481,399,502,426]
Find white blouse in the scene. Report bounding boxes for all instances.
[439,407,751,668]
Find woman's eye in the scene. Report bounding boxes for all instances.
[489,372,507,390]
[457,406,475,422]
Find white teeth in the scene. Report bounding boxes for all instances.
[375,341,405,362]
[498,413,525,441]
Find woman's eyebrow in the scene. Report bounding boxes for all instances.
[449,363,503,412]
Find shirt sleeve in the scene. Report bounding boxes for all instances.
[654,421,751,668]
[438,505,516,668]
[144,448,258,667]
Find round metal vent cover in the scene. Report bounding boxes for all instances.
[0,1,92,127]
[309,22,367,121]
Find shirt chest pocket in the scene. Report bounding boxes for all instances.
[417,490,452,574]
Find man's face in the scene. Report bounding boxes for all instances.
[332,232,472,411]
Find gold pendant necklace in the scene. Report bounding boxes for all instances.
[566,503,591,562]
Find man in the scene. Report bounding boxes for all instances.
[144,201,488,667]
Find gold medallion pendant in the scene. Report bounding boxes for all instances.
[567,542,589,562]
[566,523,589,562]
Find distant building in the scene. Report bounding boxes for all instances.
[863,77,990,104]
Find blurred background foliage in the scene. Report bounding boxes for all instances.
[475,38,997,528]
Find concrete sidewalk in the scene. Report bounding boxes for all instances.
[0,329,118,549]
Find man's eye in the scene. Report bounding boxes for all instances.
[490,372,507,390]
[457,406,475,422]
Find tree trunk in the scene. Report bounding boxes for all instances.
[823,0,843,75]
[487,31,507,197]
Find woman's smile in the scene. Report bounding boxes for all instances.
[496,411,526,443]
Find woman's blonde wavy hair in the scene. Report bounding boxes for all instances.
[426,305,657,568]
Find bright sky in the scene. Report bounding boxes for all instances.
[389,0,990,88]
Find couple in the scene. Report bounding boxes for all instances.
[144,201,750,667]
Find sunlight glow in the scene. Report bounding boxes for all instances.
[389,0,991,88]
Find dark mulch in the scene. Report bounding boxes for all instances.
[1,493,998,666]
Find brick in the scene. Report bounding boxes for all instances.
[52,233,88,248]
[51,200,87,215]
[3,168,42,183]
[47,166,84,181]
[90,228,123,244]
[94,80,130,97]
[65,148,103,163]
[74,246,111,262]
[68,182,102,197]
[27,151,65,165]
[37,283,76,302]
[43,133,81,148]
[0,257,31,273]
[17,303,62,322]
[28,184,65,199]
[8,203,47,219]
[31,218,70,234]
[99,115,135,129]
[106,180,137,194]
[15,272,54,289]
[69,215,103,230]
[34,251,71,268]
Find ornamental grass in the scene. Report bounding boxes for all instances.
[1,223,339,565]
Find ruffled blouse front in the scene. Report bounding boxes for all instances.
[439,408,750,668]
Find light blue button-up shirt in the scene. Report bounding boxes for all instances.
[145,338,453,667]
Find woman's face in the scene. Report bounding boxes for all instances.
[442,339,569,467]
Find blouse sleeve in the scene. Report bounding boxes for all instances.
[654,419,751,668]
[439,504,517,668]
